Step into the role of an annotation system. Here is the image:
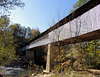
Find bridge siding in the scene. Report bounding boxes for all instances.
[23,4,100,51]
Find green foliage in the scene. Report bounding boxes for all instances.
[0,16,17,65]
[9,24,32,55]
[86,40,100,68]
[71,0,90,12]
[0,15,9,30]
[0,0,24,13]
[30,28,40,40]
[64,39,100,70]
[23,62,44,77]
[70,40,100,69]
[52,64,61,74]
[52,70,94,77]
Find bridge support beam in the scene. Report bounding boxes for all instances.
[26,50,35,63]
[44,44,51,73]
[45,43,65,73]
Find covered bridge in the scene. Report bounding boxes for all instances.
[22,0,100,72]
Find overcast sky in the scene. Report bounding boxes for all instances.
[10,0,78,32]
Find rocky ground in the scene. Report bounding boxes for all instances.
[30,69,100,77]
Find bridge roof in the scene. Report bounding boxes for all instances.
[23,0,100,47]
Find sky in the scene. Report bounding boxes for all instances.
[10,0,78,32]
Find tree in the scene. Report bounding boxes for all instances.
[30,28,40,40]
[0,0,24,14]
[0,16,17,65]
[0,15,9,30]
[86,40,100,68]
[25,27,32,39]
[71,0,90,12]
[9,24,32,55]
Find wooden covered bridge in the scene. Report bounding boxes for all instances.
[22,0,100,72]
